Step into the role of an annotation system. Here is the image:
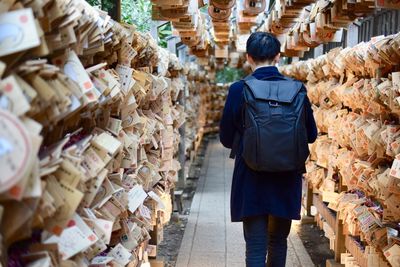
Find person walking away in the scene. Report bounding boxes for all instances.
[219,32,318,267]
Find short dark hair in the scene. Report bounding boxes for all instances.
[246,32,281,63]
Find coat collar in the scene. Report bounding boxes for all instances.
[252,66,282,78]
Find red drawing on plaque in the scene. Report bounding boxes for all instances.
[87,92,95,100]
[84,81,92,90]
[9,186,21,197]
[52,226,63,235]
[325,32,333,39]
[19,15,28,23]
[4,83,13,93]
[67,220,76,227]
[88,234,97,241]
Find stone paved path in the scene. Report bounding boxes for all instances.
[176,139,315,267]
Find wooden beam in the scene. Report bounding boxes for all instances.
[306,181,313,216]
[105,0,121,22]
[334,215,346,263]
[116,0,121,22]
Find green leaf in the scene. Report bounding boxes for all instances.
[85,0,101,7]
[121,0,151,32]
[85,0,115,15]
[158,22,172,48]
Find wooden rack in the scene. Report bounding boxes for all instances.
[312,193,346,264]
[345,235,368,267]
[305,188,389,267]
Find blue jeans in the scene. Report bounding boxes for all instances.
[243,215,292,267]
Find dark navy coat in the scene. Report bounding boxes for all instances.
[219,66,318,222]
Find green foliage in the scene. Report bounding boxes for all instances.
[85,0,171,49]
[102,0,114,13]
[86,0,100,7]
[121,0,152,32]
[158,22,172,48]
[216,67,246,84]
[85,0,151,32]
[85,0,114,13]
[86,0,98,6]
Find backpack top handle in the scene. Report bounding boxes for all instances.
[243,75,303,104]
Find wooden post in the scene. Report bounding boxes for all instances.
[338,174,347,193]
[306,182,313,216]
[301,180,315,224]
[105,0,121,22]
[116,0,121,22]
[334,213,346,263]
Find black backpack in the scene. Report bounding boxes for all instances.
[239,75,310,172]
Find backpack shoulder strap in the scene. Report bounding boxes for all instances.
[243,75,256,82]
[230,75,256,159]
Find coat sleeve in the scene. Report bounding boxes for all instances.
[219,82,243,149]
[304,95,318,143]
